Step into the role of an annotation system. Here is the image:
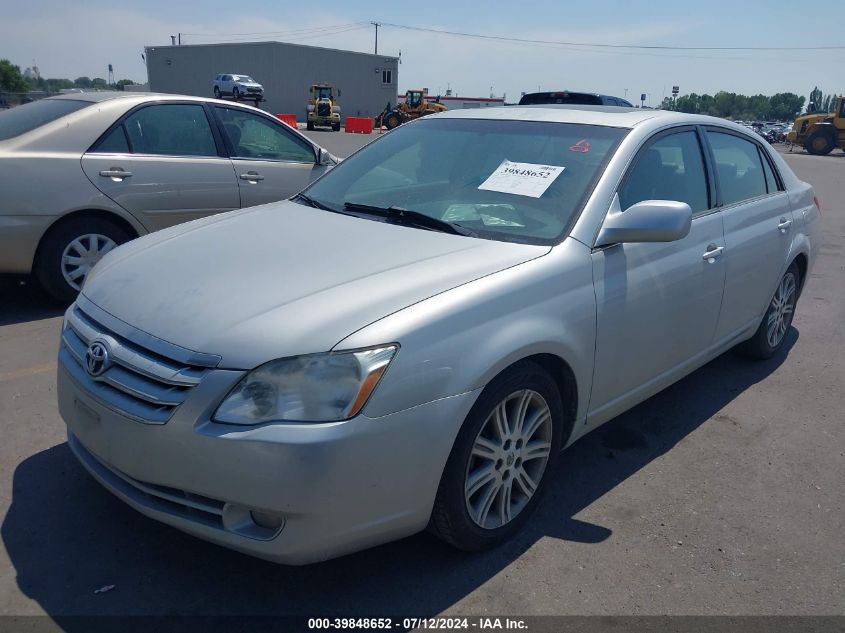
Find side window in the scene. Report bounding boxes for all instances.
[758,147,780,194]
[215,106,315,162]
[619,130,710,215]
[382,70,392,85]
[123,104,217,157]
[93,125,130,153]
[707,131,768,205]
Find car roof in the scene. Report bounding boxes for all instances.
[435,105,743,131]
[47,92,131,103]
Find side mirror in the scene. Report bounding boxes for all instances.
[316,147,336,166]
[595,195,692,247]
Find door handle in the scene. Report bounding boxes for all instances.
[239,172,264,181]
[99,169,132,179]
[777,218,792,233]
[702,245,724,262]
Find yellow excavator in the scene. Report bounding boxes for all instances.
[378,89,447,130]
[307,84,341,132]
[787,95,845,155]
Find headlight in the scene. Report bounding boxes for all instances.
[213,346,397,425]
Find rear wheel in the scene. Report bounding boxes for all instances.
[804,128,836,155]
[740,262,800,359]
[429,361,564,551]
[34,216,133,304]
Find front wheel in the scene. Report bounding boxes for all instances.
[384,112,402,130]
[34,216,133,304]
[213,86,220,98]
[429,361,564,551]
[232,87,240,100]
[332,122,341,132]
[740,262,800,359]
[805,129,835,155]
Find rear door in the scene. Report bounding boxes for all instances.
[212,105,329,208]
[705,129,794,341]
[81,102,240,231]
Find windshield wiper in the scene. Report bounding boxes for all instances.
[343,202,476,237]
[292,193,346,214]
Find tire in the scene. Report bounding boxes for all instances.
[429,361,565,551]
[34,216,133,304]
[213,86,220,98]
[332,123,341,132]
[306,121,314,131]
[232,87,240,101]
[804,128,836,155]
[385,112,402,130]
[739,261,800,359]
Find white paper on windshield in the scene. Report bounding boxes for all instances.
[477,160,565,198]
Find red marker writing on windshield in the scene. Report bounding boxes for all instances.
[569,139,590,153]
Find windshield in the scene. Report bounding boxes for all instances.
[300,118,626,244]
[0,99,91,140]
[315,88,333,99]
[235,76,255,82]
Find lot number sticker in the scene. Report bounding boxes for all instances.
[478,160,565,198]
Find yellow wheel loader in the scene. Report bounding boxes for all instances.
[307,84,341,132]
[787,95,845,155]
[377,90,448,130]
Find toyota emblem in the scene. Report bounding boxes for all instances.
[85,341,110,377]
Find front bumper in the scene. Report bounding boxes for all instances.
[58,356,478,564]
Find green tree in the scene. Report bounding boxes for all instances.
[0,59,29,92]
[91,77,108,88]
[115,79,135,90]
[74,76,92,88]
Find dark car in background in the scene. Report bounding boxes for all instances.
[518,91,634,107]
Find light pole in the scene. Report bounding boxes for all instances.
[371,22,381,55]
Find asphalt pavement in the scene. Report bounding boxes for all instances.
[0,143,842,621]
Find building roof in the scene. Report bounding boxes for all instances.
[146,40,399,62]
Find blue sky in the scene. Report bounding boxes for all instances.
[2,0,840,104]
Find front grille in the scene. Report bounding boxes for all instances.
[60,306,209,424]
[246,87,261,94]
[317,103,331,116]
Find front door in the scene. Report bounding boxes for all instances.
[81,102,240,231]
[212,105,328,208]
[588,128,727,422]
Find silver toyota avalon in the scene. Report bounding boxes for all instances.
[57,106,820,564]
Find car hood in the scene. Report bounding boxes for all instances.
[237,81,263,88]
[82,201,550,368]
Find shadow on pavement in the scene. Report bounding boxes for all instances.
[2,331,796,620]
[0,276,66,326]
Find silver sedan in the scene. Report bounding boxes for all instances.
[0,93,336,302]
[57,106,819,564]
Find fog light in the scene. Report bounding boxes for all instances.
[251,510,284,531]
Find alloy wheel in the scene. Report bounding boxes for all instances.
[766,271,797,348]
[464,389,553,530]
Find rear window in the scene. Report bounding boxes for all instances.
[0,99,91,140]
[518,92,603,106]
